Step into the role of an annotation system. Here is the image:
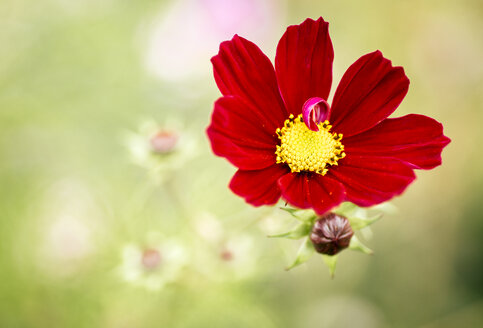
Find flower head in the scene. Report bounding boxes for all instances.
[207,17,450,215]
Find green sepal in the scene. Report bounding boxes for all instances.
[279,207,304,221]
[322,254,338,278]
[371,202,398,215]
[348,214,382,231]
[349,235,373,255]
[333,202,358,217]
[279,207,299,215]
[268,221,312,240]
[286,237,315,270]
[279,207,317,223]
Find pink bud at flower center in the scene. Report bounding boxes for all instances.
[150,130,179,154]
[302,97,330,131]
[142,248,162,270]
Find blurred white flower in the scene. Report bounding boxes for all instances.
[193,212,259,281]
[196,234,258,282]
[118,237,187,291]
[124,119,197,183]
[143,0,284,81]
[216,234,258,279]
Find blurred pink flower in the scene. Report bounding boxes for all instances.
[144,0,283,81]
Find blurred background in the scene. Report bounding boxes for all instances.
[1,0,482,327]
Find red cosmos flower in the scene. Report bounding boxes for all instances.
[207,17,450,215]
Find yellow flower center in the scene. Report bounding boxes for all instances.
[275,114,345,175]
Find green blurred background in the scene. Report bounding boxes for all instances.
[1,0,482,327]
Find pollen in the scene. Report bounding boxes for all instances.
[275,114,345,175]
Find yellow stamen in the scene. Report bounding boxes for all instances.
[275,114,345,175]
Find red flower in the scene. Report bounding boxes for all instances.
[207,17,450,215]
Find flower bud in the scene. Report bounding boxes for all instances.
[310,213,353,255]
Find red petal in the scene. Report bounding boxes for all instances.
[275,17,334,115]
[278,173,345,215]
[344,114,451,169]
[330,51,409,137]
[328,155,416,207]
[207,96,279,170]
[212,35,288,130]
[230,165,289,206]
